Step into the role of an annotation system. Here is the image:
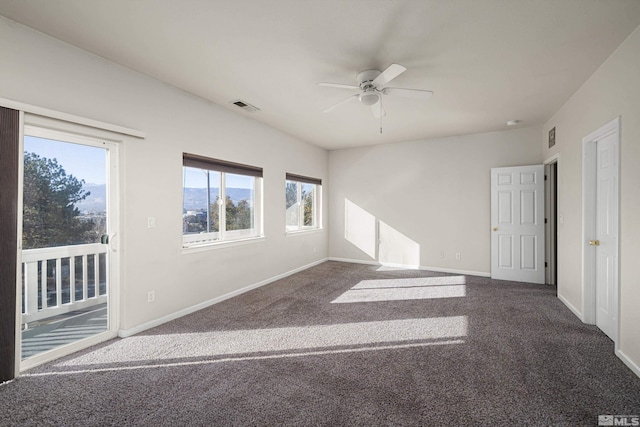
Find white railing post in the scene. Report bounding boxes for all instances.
[40,262,47,310]
[101,254,108,296]
[25,261,39,317]
[55,257,62,307]
[93,254,99,298]
[82,254,88,300]
[70,255,76,303]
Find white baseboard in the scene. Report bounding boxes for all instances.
[118,258,328,338]
[328,257,490,277]
[616,349,640,379]
[418,265,490,277]
[557,293,584,322]
[328,257,380,266]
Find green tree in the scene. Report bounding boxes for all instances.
[231,199,252,230]
[303,190,314,226]
[205,196,252,231]
[285,181,297,209]
[183,212,207,233]
[210,197,221,232]
[285,181,298,227]
[22,152,95,249]
[224,196,252,231]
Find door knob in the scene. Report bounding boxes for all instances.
[589,240,600,246]
[492,227,498,231]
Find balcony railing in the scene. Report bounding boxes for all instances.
[22,243,108,325]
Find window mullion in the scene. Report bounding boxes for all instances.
[297,182,303,230]
[206,171,212,233]
[316,186,321,228]
[310,186,315,228]
[220,172,226,239]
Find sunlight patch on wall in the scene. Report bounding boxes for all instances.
[378,220,420,268]
[344,199,422,268]
[344,199,376,259]
[331,276,467,303]
[56,316,468,366]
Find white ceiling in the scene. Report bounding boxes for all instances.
[1,0,640,150]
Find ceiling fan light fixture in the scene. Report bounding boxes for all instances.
[359,91,380,106]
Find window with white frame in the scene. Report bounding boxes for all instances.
[183,153,263,247]
[285,173,322,232]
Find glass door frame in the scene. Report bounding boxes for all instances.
[17,116,121,372]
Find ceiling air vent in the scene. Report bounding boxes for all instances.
[231,100,260,112]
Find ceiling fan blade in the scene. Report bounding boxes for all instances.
[323,94,359,113]
[372,63,407,87]
[318,82,359,90]
[382,87,433,100]
[370,101,386,119]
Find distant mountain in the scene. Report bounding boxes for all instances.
[75,184,106,213]
[183,187,253,211]
[75,185,253,213]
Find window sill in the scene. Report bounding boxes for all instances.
[285,228,323,237]
[181,236,265,254]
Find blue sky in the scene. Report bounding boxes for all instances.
[24,136,106,185]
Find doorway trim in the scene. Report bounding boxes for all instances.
[0,98,141,377]
[0,97,145,139]
[544,153,560,287]
[17,116,123,372]
[582,116,620,346]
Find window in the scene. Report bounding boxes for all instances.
[286,173,322,232]
[183,153,262,247]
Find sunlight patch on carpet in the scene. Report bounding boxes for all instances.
[54,316,468,367]
[25,339,466,377]
[331,276,467,303]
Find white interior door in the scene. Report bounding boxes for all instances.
[491,165,545,284]
[594,133,618,339]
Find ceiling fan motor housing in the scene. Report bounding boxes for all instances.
[357,69,382,90]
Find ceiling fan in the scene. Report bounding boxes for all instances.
[318,64,433,119]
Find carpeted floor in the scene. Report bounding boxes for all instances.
[1,261,639,426]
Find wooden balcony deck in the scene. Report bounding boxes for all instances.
[21,304,107,360]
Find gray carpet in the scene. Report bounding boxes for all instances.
[1,261,639,426]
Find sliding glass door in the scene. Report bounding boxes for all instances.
[20,125,118,366]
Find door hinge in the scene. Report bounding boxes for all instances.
[545,262,548,268]
[545,218,548,224]
[544,175,548,181]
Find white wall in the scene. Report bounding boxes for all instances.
[542,25,640,374]
[0,16,328,331]
[328,127,542,274]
